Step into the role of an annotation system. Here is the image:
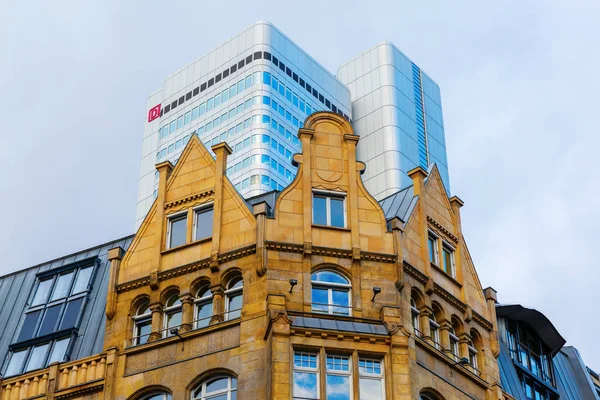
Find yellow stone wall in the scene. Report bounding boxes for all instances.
[0,112,503,400]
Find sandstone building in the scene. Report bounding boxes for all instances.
[0,112,518,399]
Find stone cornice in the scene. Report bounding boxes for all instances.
[403,261,429,285]
[433,283,467,312]
[116,245,256,293]
[427,215,458,243]
[164,189,214,210]
[264,241,396,263]
[472,310,494,332]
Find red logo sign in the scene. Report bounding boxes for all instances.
[148,104,161,122]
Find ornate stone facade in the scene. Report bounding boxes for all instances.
[0,112,503,400]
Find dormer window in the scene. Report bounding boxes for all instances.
[166,211,187,249]
[428,231,439,266]
[312,190,346,228]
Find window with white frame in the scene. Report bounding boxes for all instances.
[359,358,385,400]
[449,327,460,361]
[166,212,187,249]
[441,242,456,277]
[326,355,351,400]
[193,204,214,241]
[293,352,319,400]
[163,294,182,337]
[311,270,351,316]
[468,340,479,373]
[132,301,152,346]
[194,285,213,329]
[410,298,421,335]
[191,375,237,400]
[312,190,346,228]
[428,232,439,266]
[225,277,243,320]
[429,313,441,349]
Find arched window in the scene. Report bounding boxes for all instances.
[410,298,421,335]
[449,326,459,361]
[191,375,237,400]
[420,392,443,400]
[311,270,351,316]
[132,300,152,346]
[429,313,440,349]
[163,294,182,337]
[140,393,172,400]
[194,285,213,329]
[467,338,479,373]
[225,277,243,320]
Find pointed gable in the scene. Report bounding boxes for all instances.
[119,135,256,284]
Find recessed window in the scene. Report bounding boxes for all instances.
[167,212,187,249]
[468,340,479,373]
[194,285,213,329]
[293,352,319,399]
[192,375,237,400]
[410,298,421,336]
[428,232,439,266]
[442,243,456,277]
[311,270,351,316]
[132,301,152,346]
[359,358,385,400]
[194,205,214,241]
[449,327,460,361]
[163,294,182,338]
[312,191,346,228]
[429,313,441,349]
[326,355,351,399]
[225,277,243,320]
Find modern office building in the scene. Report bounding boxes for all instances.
[136,21,352,227]
[136,22,451,227]
[337,43,450,200]
[496,303,600,400]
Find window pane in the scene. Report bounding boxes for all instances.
[443,248,452,274]
[51,272,74,301]
[32,279,53,306]
[326,374,350,400]
[293,371,318,399]
[312,287,328,313]
[197,302,212,328]
[428,237,436,263]
[228,294,242,319]
[17,310,42,342]
[330,198,345,227]
[195,209,214,240]
[332,290,350,315]
[169,216,187,248]
[5,349,27,376]
[313,196,327,225]
[59,297,84,330]
[25,343,49,371]
[359,378,383,400]
[38,305,62,336]
[206,377,228,393]
[312,271,348,285]
[72,266,93,294]
[48,337,70,364]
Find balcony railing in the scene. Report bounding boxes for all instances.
[128,309,241,348]
[1,353,107,400]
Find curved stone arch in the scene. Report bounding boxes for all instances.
[190,276,212,297]
[129,294,151,317]
[311,263,352,283]
[410,286,426,309]
[450,314,464,335]
[430,301,446,322]
[186,368,238,395]
[419,387,446,400]
[159,285,181,305]
[126,384,173,400]
[220,266,243,288]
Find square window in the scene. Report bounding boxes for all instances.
[313,192,346,228]
[167,213,187,249]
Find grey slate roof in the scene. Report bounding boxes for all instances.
[379,186,417,223]
[554,347,600,400]
[0,235,133,368]
[290,315,388,336]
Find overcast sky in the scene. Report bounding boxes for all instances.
[1,0,598,369]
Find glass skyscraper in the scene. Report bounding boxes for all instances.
[337,43,450,200]
[136,23,450,226]
[136,22,352,227]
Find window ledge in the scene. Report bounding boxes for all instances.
[311,224,350,232]
[430,263,462,288]
[162,237,211,255]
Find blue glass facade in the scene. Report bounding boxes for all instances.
[337,43,450,200]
